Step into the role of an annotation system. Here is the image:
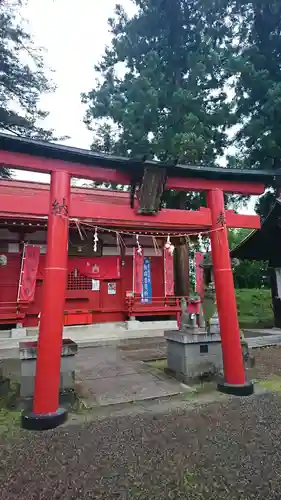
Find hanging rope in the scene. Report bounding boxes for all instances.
[69,218,224,239]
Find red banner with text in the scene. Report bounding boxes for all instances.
[133,248,144,294]
[164,247,175,296]
[19,245,40,303]
[68,256,121,280]
[195,252,205,298]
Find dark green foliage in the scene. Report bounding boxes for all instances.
[227,1,281,171]
[82,0,232,180]
[228,228,252,250]
[233,259,269,289]
[202,229,270,290]
[236,289,273,328]
[223,1,281,218]
[229,228,269,289]
[83,0,281,217]
[0,0,58,177]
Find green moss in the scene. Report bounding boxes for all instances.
[257,376,281,393]
[183,470,197,488]
[0,407,21,438]
[146,359,167,371]
[182,469,209,498]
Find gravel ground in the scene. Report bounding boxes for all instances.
[124,344,281,381]
[249,346,281,380]
[2,392,281,499]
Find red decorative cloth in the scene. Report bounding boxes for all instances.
[133,248,144,294]
[19,245,40,302]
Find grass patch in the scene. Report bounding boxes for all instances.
[70,397,96,414]
[256,376,281,393]
[146,358,167,371]
[0,406,21,438]
[183,470,197,488]
[182,469,208,499]
[184,380,218,396]
[236,288,273,329]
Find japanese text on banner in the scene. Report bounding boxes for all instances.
[141,257,152,303]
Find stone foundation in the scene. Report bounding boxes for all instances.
[165,330,223,383]
[19,339,78,399]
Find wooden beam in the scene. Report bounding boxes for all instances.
[0,199,211,230]
[0,150,265,195]
[226,210,261,229]
[0,182,261,230]
[167,177,265,195]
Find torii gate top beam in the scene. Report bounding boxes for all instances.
[1,132,280,195]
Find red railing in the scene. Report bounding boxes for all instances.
[0,301,29,322]
[126,295,183,324]
[125,294,203,326]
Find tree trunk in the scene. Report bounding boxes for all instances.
[174,242,190,297]
[173,192,190,297]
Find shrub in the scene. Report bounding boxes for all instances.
[236,289,273,329]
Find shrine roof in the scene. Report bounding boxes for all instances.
[1,132,280,184]
[231,199,281,261]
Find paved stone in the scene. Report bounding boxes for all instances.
[75,347,137,379]
[92,372,181,405]
[248,334,281,348]
[75,347,182,406]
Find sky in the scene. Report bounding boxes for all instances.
[13,0,257,212]
[14,0,136,182]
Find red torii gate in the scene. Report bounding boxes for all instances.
[0,132,279,431]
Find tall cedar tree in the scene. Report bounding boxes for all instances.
[220,1,281,216]
[82,0,234,208]
[0,0,56,177]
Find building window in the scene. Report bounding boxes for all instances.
[67,269,92,290]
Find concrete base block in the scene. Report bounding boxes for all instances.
[21,358,36,377]
[126,320,141,330]
[165,330,223,381]
[11,328,27,339]
[209,311,220,335]
[18,389,76,412]
[20,375,35,398]
[20,370,76,398]
[61,356,75,372]
[60,371,75,391]
[19,344,77,398]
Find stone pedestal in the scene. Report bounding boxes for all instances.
[209,310,220,335]
[11,327,27,339]
[19,339,78,399]
[126,318,141,330]
[164,329,223,383]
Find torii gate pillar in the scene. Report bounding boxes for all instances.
[207,189,253,396]
[21,170,70,430]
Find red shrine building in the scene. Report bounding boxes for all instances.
[0,178,194,328]
[0,132,279,429]
[0,177,263,329]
